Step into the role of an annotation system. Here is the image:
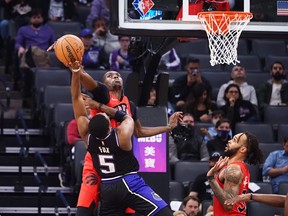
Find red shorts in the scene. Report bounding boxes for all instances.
[77,152,100,209]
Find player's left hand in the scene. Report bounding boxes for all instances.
[207,156,229,178]
[224,194,249,206]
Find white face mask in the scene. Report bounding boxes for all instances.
[212,118,220,125]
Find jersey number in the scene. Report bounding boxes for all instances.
[98,155,115,174]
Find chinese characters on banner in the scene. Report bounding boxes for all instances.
[133,132,167,172]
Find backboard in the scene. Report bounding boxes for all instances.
[110,0,288,38]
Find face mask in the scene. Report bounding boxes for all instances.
[32,23,42,28]
[217,130,230,140]
[272,72,284,81]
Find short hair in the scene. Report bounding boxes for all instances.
[271,61,285,70]
[92,17,109,28]
[215,118,230,128]
[29,8,43,17]
[88,114,110,139]
[182,195,200,207]
[283,136,288,144]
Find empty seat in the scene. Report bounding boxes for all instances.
[43,85,72,131]
[277,124,288,143]
[264,106,288,126]
[192,54,223,72]
[168,71,186,87]
[174,161,208,187]
[237,39,250,55]
[265,55,288,72]
[247,164,262,182]
[84,69,106,82]
[244,72,269,90]
[259,143,283,161]
[73,140,87,189]
[169,181,185,201]
[250,182,273,194]
[173,39,210,58]
[47,21,83,39]
[33,68,71,114]
[278,182,288,195]
[251,39,287,60]
[76,5,91,26]
[225,55,262,73]
[234,123,275,143]
[47,51,63,68]
[201,71,231,89]
[247,201,276,216]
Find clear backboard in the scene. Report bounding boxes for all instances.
[110,0,288,38]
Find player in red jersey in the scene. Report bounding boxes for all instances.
[206,132,263,215]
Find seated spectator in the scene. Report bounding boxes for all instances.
[200,110,232,143]
[86,0,109,26]
[173,210,187,216]
[158,48,181,71]
[109,36,133,71]
[189,151,223,202]
[217,64,258,107]
[39,0,79,22]
[147,86,157,106]
[262,135,288,193]
[169,113,209,162]
[14,9,55,100]
[184,83,217,123]
[220,83,258,133]
[206,118,231,155]
[79,28,106,69]
[74,0,93,6]
[257,61,288,116]
[170,56,212,111]
[181,195,200,216]
[92,17,119,66]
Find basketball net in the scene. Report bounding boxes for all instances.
[198,12,253,66]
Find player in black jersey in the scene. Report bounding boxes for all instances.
[70,62,175,216]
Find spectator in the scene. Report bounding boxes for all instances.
[92,17,120,65]
[217,64,258,107]
[158,48,181,71]
[79,28,106,69]
[206,118,231,155]
[257,61,288,115]
[86,0,109,25]
[74,0,93,6]
[181,195,200,216]
[220,83,258,133]
[173,210,187,216]
[200,110,232,143]
[109,36,133,71]
[170,56,212,111]
[189,151,223,202]
[169,113,209,162]
[15,8,55,100]
[38,0,79,22]
[184,83,217,123]
[262,135,288,193]
[66,118,81,145]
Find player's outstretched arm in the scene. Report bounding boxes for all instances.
[133,111,183,138]
[225,193,286,208]
[69,61,90,146]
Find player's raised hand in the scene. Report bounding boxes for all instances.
[207,156,229,178]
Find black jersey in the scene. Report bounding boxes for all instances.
[87,128,139,180]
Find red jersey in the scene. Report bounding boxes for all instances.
[90,92,132,127]
[213,161,250,216]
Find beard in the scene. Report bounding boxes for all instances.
[224,146,241,157]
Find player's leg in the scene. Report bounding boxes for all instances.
[76,152,101,216]
[122,174,173,216]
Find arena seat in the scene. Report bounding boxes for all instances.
[259,143,283,161]
[201,71,230,89]
[277,124,288,143]
[265,55,288,72]
[47,21,83,39]
[225,55,262,73]
[250,182,273,194]
[169,181,185,202]
[247,201,276,216]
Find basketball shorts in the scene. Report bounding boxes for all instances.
[99,173,168,216]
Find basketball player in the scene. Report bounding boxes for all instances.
[70,62,174,215]
[66,62,182,215]
[206,132,264,215]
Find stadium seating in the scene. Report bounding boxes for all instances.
[169,181,185,202]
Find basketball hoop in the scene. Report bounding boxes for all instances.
[197,11,253,66]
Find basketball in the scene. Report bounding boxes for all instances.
[54,34,84,66]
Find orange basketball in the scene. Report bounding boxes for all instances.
[54,34,84,66]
